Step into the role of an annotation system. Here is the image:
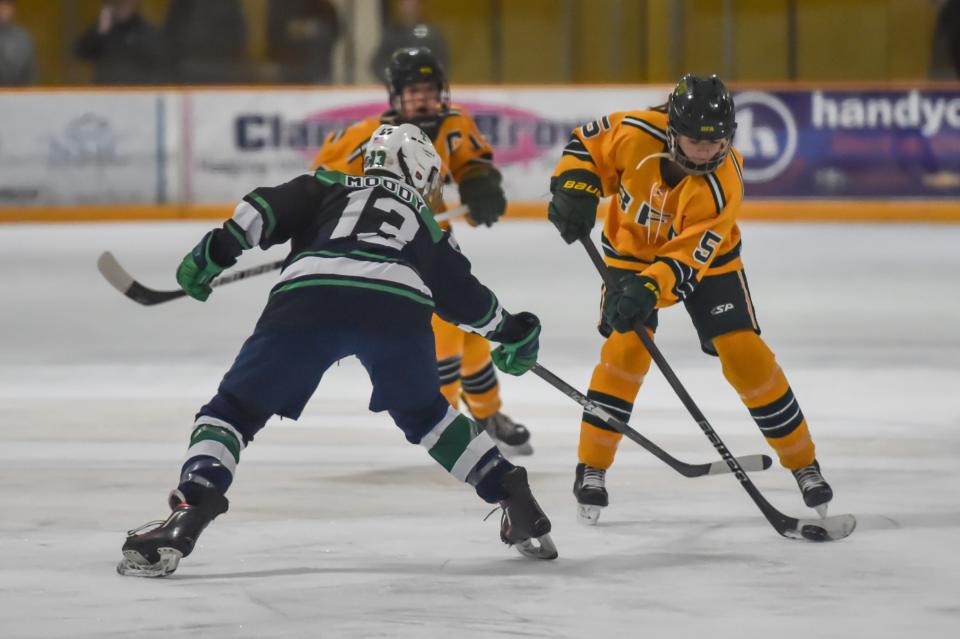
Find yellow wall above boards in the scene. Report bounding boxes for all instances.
[12,0,947,85]
[420,0,941,84]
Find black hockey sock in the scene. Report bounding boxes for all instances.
[471,452,515,503]
[180,457,233,495]
[438,356,462,387]
[461,362,498,395]
[175,480,229,512]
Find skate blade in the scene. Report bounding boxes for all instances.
[116,548,182,578]
[814,503,829,519]
[514,533,558,560]
[577,504,603,525]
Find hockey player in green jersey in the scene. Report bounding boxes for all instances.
[117,123,556,577]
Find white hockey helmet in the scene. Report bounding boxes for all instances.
[363,123,442,199]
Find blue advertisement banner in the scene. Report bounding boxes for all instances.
[733,89,960,198]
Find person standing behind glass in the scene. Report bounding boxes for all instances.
[931,0,960,79]
[267,0,340,84]
[371,0,448,83]
[164,0,248,84]
[74,0,165,85]
[0,0,36,86]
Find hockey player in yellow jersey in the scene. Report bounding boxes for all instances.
[312,47,533,454]
[547,74,834,524]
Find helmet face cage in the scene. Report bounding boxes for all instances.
[385,47,450,115]
[364,123,442,199]
[666,132,732,175]
[666,74,737,175]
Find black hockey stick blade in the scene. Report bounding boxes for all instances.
[531,364,772,478]
[97,251,284,306]
[745,479,857,541]
[578,238,856,541]
[783,513,857,542]
[97,251,187,305]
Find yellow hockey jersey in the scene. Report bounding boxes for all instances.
[312,107,495,190]
[553,109,746,307]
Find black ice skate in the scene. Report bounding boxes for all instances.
[117,485,229,577]
[573,463,608,525]
[498,466,557,560]
[792,459,833,518]
[473,410,533,456]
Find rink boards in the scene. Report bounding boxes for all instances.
[1,85,959,223]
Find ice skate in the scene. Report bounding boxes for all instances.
[791,459,833,518]
[573,463,608,525]
[117,485,228,577]
[474,411,533,456]
[498,466,557,560]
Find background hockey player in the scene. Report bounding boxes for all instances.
[117,123,556,578]
[311,47,533,455]
[546,74,835,524]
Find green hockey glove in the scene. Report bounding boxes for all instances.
[176,230,234,302]
[547,170,601,244]
[490,311,541,376]
[459,169,507,227]
[603,274,659,333]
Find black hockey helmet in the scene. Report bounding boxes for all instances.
[385,47,450,112]
[666,74,737,174]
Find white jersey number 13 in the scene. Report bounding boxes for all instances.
[330,187,418,250]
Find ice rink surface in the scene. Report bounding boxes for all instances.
[1,220,958,638]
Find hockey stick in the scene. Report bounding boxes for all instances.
[433,204,470,223]
[97,252,284,306]
[98,205,471,306]
[531,364,771,478]
[579,237,856,541]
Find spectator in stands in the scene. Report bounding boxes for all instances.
[371,0,448,82]
[74,0,165,85]
[267,0,340,84]
[931,0,960,79]
[0,0,36,86]
[164,0,249,84]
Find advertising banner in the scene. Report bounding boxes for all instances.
[733,89,960,198]
[1,86,958,213]
[0,92,169,206]
[175,86,960,204]
[185,87,662,203]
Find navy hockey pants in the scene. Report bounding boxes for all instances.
[199,287,450,446]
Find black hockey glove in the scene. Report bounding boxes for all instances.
[489,311,541,376]
[176,229,239,302]
[459,169,507,227]
[603,274,659,334]
[548,170,601,244]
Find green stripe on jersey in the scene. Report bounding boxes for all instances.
[248,192,277,239]
[417,204,443,243]
[470,292,499,328]
[291,249,398,263]
[225,219,252,250]
[313,169,346,186]
[272,277,435,307]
